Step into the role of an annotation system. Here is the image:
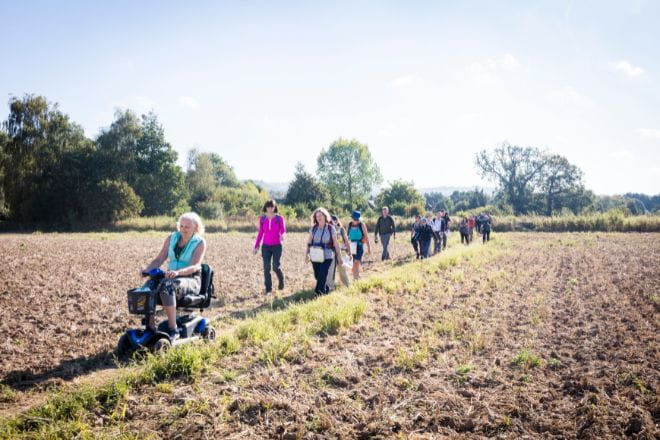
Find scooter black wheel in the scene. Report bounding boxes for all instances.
[152,338,171,353]
[116,334,132,356]
[201,326,216,341]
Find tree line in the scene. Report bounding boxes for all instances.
[0,95,656,227]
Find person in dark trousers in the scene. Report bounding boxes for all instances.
[306,207,343,295]
[374,206,396,260]
[417,217,434,259]
[467,215,476,243]
[459,217,470,245]
[253,200,286,296]
[439,210,451,250]
[430,212,443,255]
[480,213,493,243]
[347,210,371,279]
[410,215,422,259]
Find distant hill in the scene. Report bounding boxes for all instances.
[251,180,289,199]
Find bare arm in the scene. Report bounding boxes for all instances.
[333,231,343,263]
[362,223,371,254]
[306,231,313,259]
[141,236,170,274]
[341,229,350,249]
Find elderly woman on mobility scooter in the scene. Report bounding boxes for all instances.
[140,212,207,341]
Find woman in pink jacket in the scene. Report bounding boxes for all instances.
[253,200,286,296]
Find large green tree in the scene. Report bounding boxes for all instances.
[186,150,242,217]
[538,154,584,215]
[475,144,589,215]
[285,162,329,209]
[316,138,382,209]
[475,143,546,215]
[450,189,492,212]
[185,149,269,219]
[375,180,424,215]
[424,192,453,212]
[1,95,91,220]
[96,111,186,215]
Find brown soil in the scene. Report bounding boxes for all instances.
[110,233,659,439]
[0,231,412,389]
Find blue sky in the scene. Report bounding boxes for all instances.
[1,0,659,194]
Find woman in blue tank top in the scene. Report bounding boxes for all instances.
[346,210,371,279]
[140,212,207,341]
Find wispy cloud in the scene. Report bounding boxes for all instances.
[467,53,521,76]
[498,53,521,71]
[608,150,634,159]
[637,128,660,141]
[544,86,597,110]
[178,96,200,110]
[610,60,644,77]
[387,75,420,88]
[114,95,155,113]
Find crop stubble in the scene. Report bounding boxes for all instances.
[112,233,658,438]
[0,232,410,387]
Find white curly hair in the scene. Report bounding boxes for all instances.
[177,212,205,236]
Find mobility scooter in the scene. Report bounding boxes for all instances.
[118,264,217,354]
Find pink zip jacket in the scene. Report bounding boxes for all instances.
[254,214,286,248]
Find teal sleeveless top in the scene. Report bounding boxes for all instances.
[347,222,364,242]
[167,232,203,270]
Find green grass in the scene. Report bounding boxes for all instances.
[512,349,543,369]
[395,343,430,371]
[454,365,474,384]
[0,385,18,404]
[619,372,649,393]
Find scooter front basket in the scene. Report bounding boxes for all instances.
[127,287,157,315]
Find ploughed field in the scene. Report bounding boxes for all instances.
[120,233,657,439]
[0,231,411,386]
[1,232,658,438]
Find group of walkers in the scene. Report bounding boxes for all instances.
[410,211,493,259]
[254,202,394,296]
[254,200,493,297]
[140,202,494,339]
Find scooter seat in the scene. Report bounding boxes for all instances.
[177,264,214,310]
[179,294,205,307]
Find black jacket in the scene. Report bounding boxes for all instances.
[375,215,396,236]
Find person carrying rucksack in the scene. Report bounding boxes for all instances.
[347,210,371,279]
[306,207,343,295]
[417,217,433,259]
[467,215,476,242]
[430,211,443,255]
[480,213,493,243]
[439,210,451,250]
[327,215,351,290]
[459,217,470,245]
[253,200,286,297]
